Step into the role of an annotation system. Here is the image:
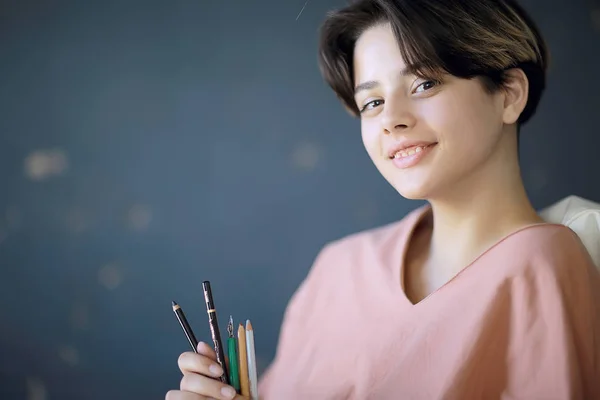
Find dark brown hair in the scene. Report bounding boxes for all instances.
[318,0,549,125]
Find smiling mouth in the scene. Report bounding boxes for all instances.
[389,143,437,159]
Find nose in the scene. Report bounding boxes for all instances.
[380,101,416,135]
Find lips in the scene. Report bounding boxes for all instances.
[389,142,437,169]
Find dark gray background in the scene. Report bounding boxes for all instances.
[0,0,599,399]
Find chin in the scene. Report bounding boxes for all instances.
[388,179,432,200]
[379,169,434,200]
[394,188,429,200]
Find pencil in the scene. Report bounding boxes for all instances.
[227,316,241,392]
[246,320,258,400]
[237,323,250,397]
[172,301,199,353]
[202,281,229,384]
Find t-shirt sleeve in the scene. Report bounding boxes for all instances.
[258,243,334,397]
[504,228,600,399]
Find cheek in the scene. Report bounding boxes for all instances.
[360,120,383,159]
[423,93,468,133]
[422,93,500,149]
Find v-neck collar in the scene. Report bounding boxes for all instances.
[394,205,564,307]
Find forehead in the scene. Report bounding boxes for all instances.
[353,23,408,85]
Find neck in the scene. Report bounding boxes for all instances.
[425,133,543,268]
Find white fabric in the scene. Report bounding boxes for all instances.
[540,195,600,269]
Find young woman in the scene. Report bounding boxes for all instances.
[166,0,600,399]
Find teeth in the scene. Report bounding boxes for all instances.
[393,145,427,159]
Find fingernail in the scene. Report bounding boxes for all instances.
[209,363,223,376]
[221,386,236,399]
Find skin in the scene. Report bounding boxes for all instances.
[166,342,248,400]
[353,23,543,303]
[166,21,545,399]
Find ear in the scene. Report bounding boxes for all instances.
[501,68,529,125]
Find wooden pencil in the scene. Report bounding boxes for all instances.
[237,323,250,397]
[246,320,258,400]
[172,301,199,353]
[202,281,229,384]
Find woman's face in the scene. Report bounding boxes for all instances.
[353,23,516,200]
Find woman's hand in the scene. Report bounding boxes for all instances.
[166,342,249,400]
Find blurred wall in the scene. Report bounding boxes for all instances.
[0,0,599,399]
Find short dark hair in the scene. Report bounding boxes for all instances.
[318,0,549,125]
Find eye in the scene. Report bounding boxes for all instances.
[414,79,440,94]
[360,99,384,113]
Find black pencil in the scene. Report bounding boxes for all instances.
[172,301,199,353]
[202,281,230,384]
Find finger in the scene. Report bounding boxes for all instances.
[197,341,217,361]
[180,373,238,400]
[197,342,228,378]
[178,352,224,378]
[207,396,247,400]
[165,389,207,400]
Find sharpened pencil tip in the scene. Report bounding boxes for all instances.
[246,319,253,330]
[172,301,180,311]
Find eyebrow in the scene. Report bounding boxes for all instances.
[354,67,412,96]
[354,80,379,95]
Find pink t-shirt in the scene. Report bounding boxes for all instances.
[258,206,600,399]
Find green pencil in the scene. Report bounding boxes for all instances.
[227,316,241,392]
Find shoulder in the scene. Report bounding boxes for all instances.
[502,223,594,270]
[318,205,427,264]
[502,223,600,308]
[287,206,426,305]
